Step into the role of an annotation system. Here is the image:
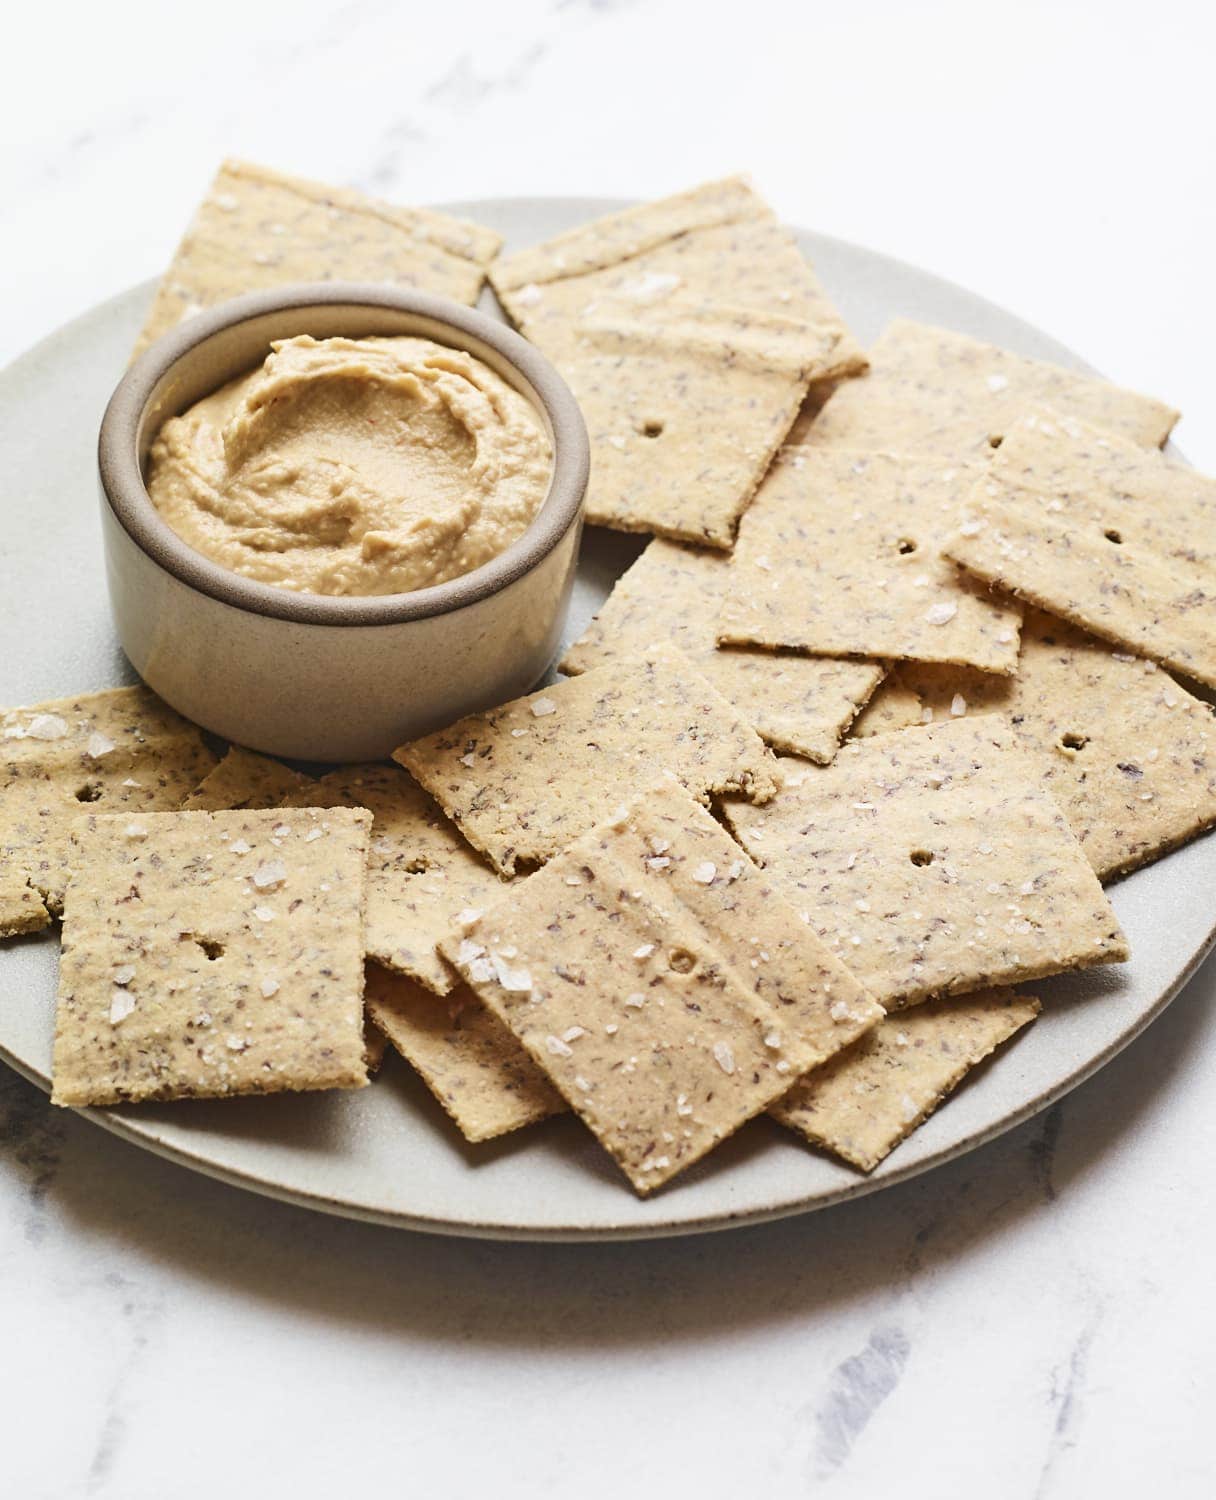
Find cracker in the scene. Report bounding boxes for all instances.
[442,783,880,1195]
[943,410,1216,689]
[808,320,1178,454]
[395,646,779,876]
[364,964,565,1142]
[718,450,1022,671]
[52,807,371,1106]
[181,745,313,812]
[723,716,1128,1009]
[771,989,1041,1171]
[0,867,50,938]
[560,537,883,762]
[363,1017,389,1076]
[133,158,502,356]
[280,764,512,993]
[1,685,217,926]
[852,609,1216,880]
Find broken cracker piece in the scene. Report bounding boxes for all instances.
[181,744,313,811]
[0,867,51,939]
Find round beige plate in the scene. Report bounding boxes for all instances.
[1,197,1212,1241]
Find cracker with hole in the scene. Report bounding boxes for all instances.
[133,158,502,356]
[560,537,884,762]
[51,806,371,1106]
[395,646,779,877]
[723,716,1128,1009]
[441,782,880,1195]
[279,764,512,994]
[771,989,1041,1172]
[943,411,1216,689]
[364,964,566,1141]
[181,745,313,812]
[808,320,1178,455]
[852,609,1216,880]
[717,450,1022,671]
[1,685,217,933]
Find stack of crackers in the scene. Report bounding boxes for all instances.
[4,164,1213,1198]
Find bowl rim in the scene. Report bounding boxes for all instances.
[97,281,589,628]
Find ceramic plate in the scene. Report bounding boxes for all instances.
[2,197,1213,1241]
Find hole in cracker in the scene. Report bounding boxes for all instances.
[668,947,697,974]
[195,937,225,961]
[988,434,1004,449]
[1104,528,1123,545]
[909,849,934,867]
[897,538,918,555]
[1060,732,1089,752]
[640,420,664,439]
[74,783,103,803]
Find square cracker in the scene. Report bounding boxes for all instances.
[181,745,313,812]
[52,807,371,1106]
[771,989,1041,1172]
[1,685,216,930]
[364,964,565,1142]
[943,410,1216,689]
[442,783,880,1195]
[717,449,1022,672]
[808,320,1178,455]
[279,764,512,994]
[722,716,1128,1009]
[133,158,502,356]
[852,609,1216,880]
[395,646,779,876]
[560,536,883,762]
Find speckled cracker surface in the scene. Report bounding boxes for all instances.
[1,686,216,929]
[395,647,779,877]
[852,610,1216,880]
[560,537,883,762]
[809,320,1177,455]
[718,450,1022,671]
[442,783,880,1194]
[944,411,1216,689]
[364,964,565,1141]
[723,717,1128,1009]
[52,807,371,1106]
[133,158,501,356]
[0,868,49,938]
[772,990,1041,1171]
[280,763,510,994]
[181,745,312,812]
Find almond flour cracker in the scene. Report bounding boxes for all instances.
[808,320,1177,455]
[944,411,1216,689]
[717,450,1022,672]
[772,990,1041,1172]
[395,646,779,877]
[52,807,371,1106]
[133,158,502,356]
[560,537,883,762]
[364,964,565,1142]
[852,610,1216,880]
[723,716,1128,1009]
[181,745,313,812]
[441,782,880,1195]
[279,764,512,994]
[1,685,216,934]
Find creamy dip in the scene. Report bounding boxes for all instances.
[146,334,552,596]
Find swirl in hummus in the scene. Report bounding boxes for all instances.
[145,334,553,596]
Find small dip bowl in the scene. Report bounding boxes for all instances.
[98,283,589,762]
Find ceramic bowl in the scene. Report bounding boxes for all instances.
[97,282,589,762]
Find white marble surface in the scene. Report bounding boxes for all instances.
[2,2,1215,1495]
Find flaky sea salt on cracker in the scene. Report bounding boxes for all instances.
[771,990,1041,1171]
[364,964,565,1142]
[944,410,1216,689]
[808,320,1177,455]
[560,536,883,762]
[723,716,1128,1009]
[181,744,313,812]
[852,609,1216,880]
[133,158,501,356]
[441,782,879,1195]
[395,646,779,877]
[717,450,1022,672]
[52,807,371,1106]
[1,685,216,933]
[280,764,512,994]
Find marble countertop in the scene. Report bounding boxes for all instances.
[2,2,1213,1495]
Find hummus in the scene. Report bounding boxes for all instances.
[145,334,552,596]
